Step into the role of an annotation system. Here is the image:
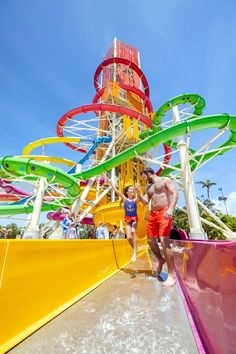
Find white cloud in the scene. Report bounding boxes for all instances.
[212,191,236,216]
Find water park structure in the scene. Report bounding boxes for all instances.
[0,38,236,353]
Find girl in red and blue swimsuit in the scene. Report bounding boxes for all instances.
[107,179,139,262]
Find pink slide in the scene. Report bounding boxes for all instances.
[47,211,94,225]
[0,179,30,197]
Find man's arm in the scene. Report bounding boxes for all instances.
[135,184,150,206]
[165,178,178,218]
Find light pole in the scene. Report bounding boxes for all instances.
[218,187,229,215]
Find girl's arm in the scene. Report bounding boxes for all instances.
[106,178,126,201]
[134,184,140,204]
[134,196,140,205]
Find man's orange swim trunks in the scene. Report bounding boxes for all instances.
[147,207,172,238]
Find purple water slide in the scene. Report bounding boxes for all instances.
[170,228,188,240]
[0,179,30,196]
[47,212,94,225]
[79,176,105,187]
[173,239,236,354]
[0,176,106,199]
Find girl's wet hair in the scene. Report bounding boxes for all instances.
[124,185,132,197]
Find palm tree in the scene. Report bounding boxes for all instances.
[203,199,215,211]
[196,179,216,200]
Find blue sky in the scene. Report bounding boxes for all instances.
[0,0,236,218]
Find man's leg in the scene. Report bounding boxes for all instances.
[160,236,175,286]
[148,237,165,274]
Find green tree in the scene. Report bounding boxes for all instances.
[173,209,190,233]
[173,208,236,240]
[203,199,215,209]
[196,179,216,200]
[39,223,52,239]
[200,211,225,240]
[220,213,236,232]
[5,223,21,239]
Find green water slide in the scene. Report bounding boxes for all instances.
[138,94,236,176]
[74,114,236,180]
[0,95,235,215]
[0,157,80,215]
[139,93,206,140]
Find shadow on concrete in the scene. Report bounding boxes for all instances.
[121,267,153,278]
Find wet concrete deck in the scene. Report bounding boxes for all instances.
[9,253,199,354]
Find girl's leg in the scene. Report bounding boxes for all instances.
[126,224,133,248]
[131,222,137,261]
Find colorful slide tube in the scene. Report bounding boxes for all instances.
[0,193,22,202]
[74,113,236,181]
[93,57,150,97]
[67,136,112,174]
[174,239,236,354]
[0,238,146,353]
[0,113,235,215]
[47,211,94,224]
[56,103,152,151]
[0,136,110,204]
[92,82,153,114]
[0,179,30,197]
[0,156,81,214]
[139,93,206,139]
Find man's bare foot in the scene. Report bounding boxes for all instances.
[162,275,176,287]
[131,253,137,262]
[157,258,166,274]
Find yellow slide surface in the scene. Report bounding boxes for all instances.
[0,239,146,353]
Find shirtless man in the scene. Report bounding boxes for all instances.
[136,167,178,287]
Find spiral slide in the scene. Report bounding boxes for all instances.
[74,114,236,180]
[1,94,233,216]
[1,111,235,215]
